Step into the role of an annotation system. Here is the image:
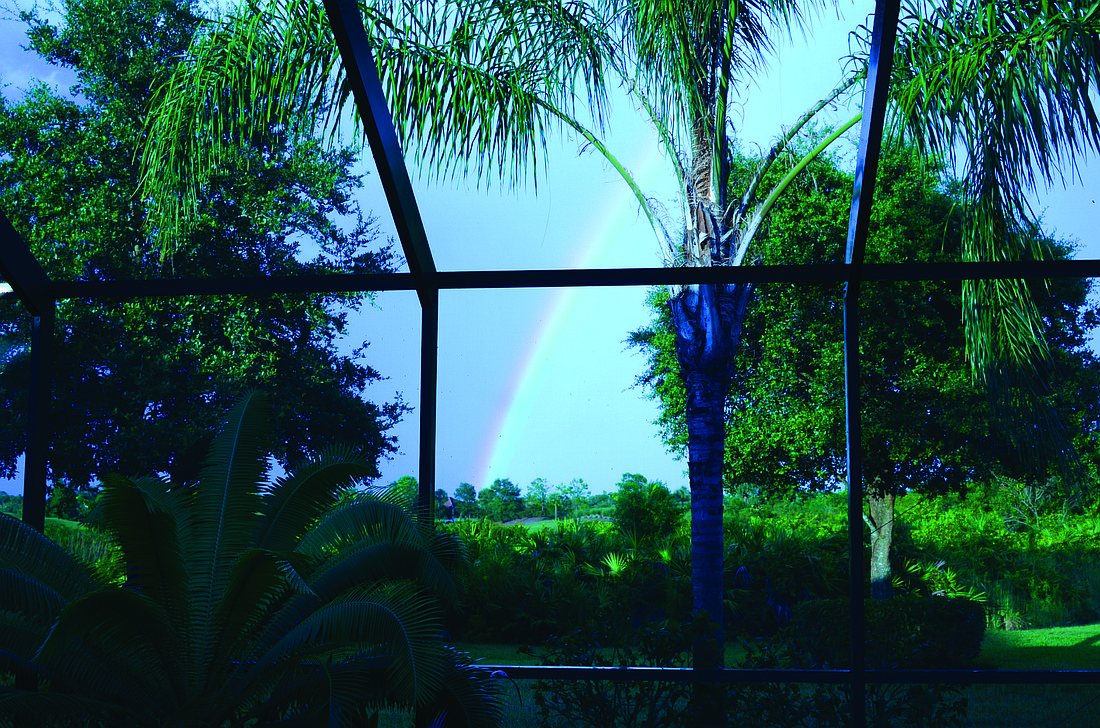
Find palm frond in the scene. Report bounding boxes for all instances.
[0,513,96,604]
[255,444,377,552]
[141,0,615,253]
[297,494,423,557]
[0,610,52,672]
[37,588,185,711]
[615,0,803,153]
[891,0,1100,468]
[141,0,343,253]
[0,569,68,627]
[307,541,459,605]
[420,648,501,728]
[242,583,445,706]
[208,548,304,667]
[368,0,615,186]
[0,690,150,728]
[97,474,191,629]
[190,389,270,674]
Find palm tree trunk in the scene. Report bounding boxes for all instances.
[671,280,753,728]
[670,281,754,634]
[685,367,727,652]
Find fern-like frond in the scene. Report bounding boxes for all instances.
[0,513,97,604]
[297,494,423,557]
[256,444,377,552]
[243,583,444,707]
[308,541,459,605]
[190,389,270,672]
[97,474,190,631]
[37,588,185,711]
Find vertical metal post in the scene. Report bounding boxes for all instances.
[23,304,54,533]
[418,289,438,526]
[843,290,865,725]
[843,2,901,724]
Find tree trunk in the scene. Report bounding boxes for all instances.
[866,490,895,599]
[685,367,728,652]
[670,281,753,727]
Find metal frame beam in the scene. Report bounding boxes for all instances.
[842,1,902,724]
[0,214,52,316]
[0,214,54,533]
[2,260,1097,304]
[320,0,436,301]
[321,0,440,524]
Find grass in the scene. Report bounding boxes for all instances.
[962,623,1100,728]
[975,623,1100,671]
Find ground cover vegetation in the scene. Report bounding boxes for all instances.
[0,392,498,727]
[0,0,403,506]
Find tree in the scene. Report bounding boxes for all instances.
[434,488,453,519]
[136,0,1100,677]
[477,478,523,522]
[0,391,498,727]
[526,477,551,518]
[0,0,403,499]
[559,477,591,518]
[634,144,1100,596]
[612,472,685,542]
[386,475,420,509]
[455,482,478,519]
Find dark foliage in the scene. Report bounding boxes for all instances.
[0,0,403,494]
[786,596,986,670]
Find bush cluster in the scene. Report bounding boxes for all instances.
[785,596,986,669]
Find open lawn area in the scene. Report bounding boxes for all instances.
[976,623,1100,671]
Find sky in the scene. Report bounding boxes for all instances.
[1,1,1099,498]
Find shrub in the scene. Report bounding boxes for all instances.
[0,392,498,727]
[612,474,684,542]
[786,595,986,669]
[533,615,708,728]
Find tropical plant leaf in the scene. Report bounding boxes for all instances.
[0,513,97,604]
[255,443,376,552]
[37,587,185,709]
[97,474,191,629]
[189,389,270,671]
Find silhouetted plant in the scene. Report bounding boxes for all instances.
[0,391,498,727]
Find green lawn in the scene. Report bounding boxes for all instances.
[963,624,1100,728]
[975,623,1100,671]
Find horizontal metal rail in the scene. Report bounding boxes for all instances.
[482,665,1100,685]
[4,260,1100,301]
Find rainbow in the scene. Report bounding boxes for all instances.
[474,144,668,489]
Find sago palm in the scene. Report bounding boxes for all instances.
[0,391,498,727]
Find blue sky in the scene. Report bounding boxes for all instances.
[2,1,1098,498]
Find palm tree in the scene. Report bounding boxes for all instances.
[138,0,1100,651]
[0,391,498,727]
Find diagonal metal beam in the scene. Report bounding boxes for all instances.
[842,1,902,726]
[321,0,437,305]
[0,213,52,316]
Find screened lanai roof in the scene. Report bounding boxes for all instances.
[3,0,1100,724]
